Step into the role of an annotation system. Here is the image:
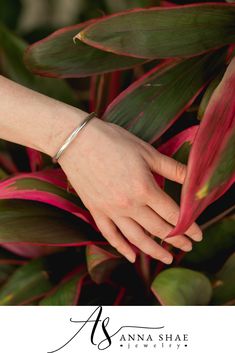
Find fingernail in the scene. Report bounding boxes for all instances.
[162,256,173,264]
[195,234,203,242]
[182,244,192,252]
[126,253,136,263]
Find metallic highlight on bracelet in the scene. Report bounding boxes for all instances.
[52,112,97,163]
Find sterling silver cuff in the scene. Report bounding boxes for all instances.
[52,111,97,163]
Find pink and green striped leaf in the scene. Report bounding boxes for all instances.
[40,267,87,305]
[103,52,224,142]
[170,57,235,237]
[86,244,122,284]
[0,170,96,227]
[77,3,235,59]
[158,126,198,157]
[24,20,144,79]
[0,199,102,246]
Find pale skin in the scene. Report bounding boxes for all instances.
[0,75,202,264]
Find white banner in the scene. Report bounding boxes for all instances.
[0,306,233,353]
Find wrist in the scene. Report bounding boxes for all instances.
[56,115,108,166]
[52,112,97,163]
[41,106,90,158]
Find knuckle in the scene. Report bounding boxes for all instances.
[153,229,168,239]
[142,140,155,155]
[133,178,151,198]
[135,181,149,198]
[167,209,178,224]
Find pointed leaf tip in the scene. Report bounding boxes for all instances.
[172,57,235,236]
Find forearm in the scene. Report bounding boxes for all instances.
[0,75,88,157]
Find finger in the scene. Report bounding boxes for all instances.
[91,212,136,263]
[145,148,187,184]
[114,216,173,264]
[130,205,192,252]
[148,188,203,241]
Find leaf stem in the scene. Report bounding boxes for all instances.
[201,205,235,231]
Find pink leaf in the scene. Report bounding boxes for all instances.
[26,148,43,172]
[170,58,235,237]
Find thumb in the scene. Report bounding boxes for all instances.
[147,149,187,184]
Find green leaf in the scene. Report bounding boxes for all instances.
[103,51,225,142]
[183,215,235,270]
[77,4,235,59]
[198,73,223,120]
[151,268,212,305]
[0,169,7,180]
[0,24,77,105]
[212,253,235,305]
[204,128,235,194]
[0,0,22,29]
[25,20,144,79]
[0,199,100,245]
[40,268,86,305]
[0,264,18,286]
[86,245,122,284]
[104,0,158,13]
[0,259,52,305]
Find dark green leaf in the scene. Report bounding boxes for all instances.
[0,24,77,105]
[0,0,22,29]
[198,73,223,120]
[78,4,235,59]
[25,20,144,78]
[183,216,235,270]
[104,0,158,13]
[0,169,7,180]
[212,253,235,305]
[0,259,52,305]
[0,264,18,286]
[40,268,86,305]
[103,51,225,142]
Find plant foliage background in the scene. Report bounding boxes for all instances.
[0,0,234,305]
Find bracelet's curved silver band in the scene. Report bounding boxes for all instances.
[52,111,97,163]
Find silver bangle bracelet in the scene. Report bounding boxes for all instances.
[52,111,97,163]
